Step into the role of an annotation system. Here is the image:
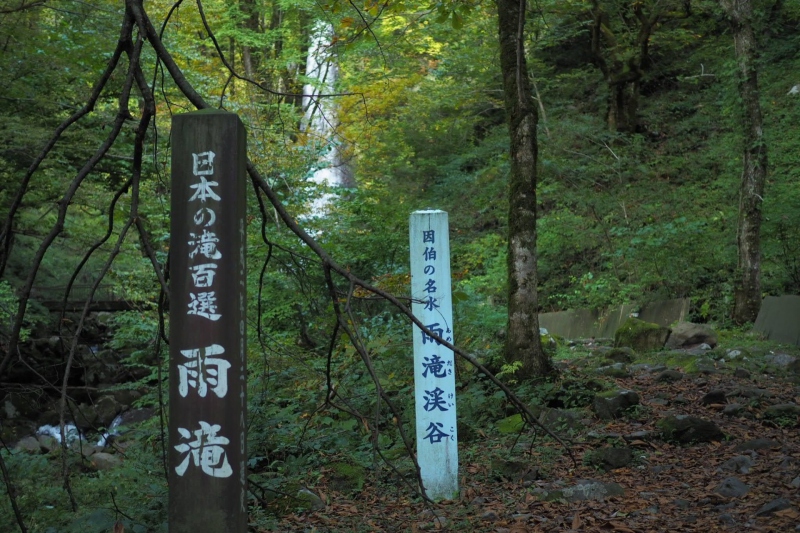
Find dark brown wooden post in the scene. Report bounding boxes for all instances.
[169,110,247,533]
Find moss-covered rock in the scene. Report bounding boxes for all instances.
[657,415,724,444]
[496,414,525,434]
[604,347,636,364]
[614,318,670,352]
[593,390,640,420]
[583,446,634,470]
[326,461,366,493]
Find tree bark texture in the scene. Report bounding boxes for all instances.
[495,0,554,378]
[240,0,260,79]
[720,0,768,324]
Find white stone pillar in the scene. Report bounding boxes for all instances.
[410,210,458,500]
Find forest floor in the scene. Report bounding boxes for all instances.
[271,341,800,532]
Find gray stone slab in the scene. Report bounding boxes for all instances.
[754,295,800,346]
[539,299,689,340]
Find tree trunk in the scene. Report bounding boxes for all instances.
[607,77,640,133]
[240,0,260,79]
[495,0,554,379]
[720,0,768,324]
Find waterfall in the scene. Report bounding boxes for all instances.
[302,21,351,216]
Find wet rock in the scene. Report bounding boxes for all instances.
[93,395,124,428]
[715,477,749,498]
[665,322,718,349]
[657,415,724,443]
[655,370,683,383]
[37,434,58,452]
[116,407,156,428]
[593,390,640,420]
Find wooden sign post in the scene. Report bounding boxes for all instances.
[410,210,458,500]
[169,110,247,533]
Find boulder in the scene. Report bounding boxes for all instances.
[764,353,797,368]
[93,395,124,428]
[490,458,539,482]
[656,415,724,443]
[718,456,754,474]
[755,498,792,517]
[326,462,366,493]
[764,403,800,419]
[604,347,636,364]
[614,318,670,352]
[593,390,640,420]
[14,436,42,453]
[715,477,749,498]
[655,369,684,383]
[89,452,121,470]
[665,322,718,349]
[700,390,727,405]
[584,447,633,470]
[296,488,325,510]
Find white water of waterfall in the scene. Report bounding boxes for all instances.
[302,22,349,216]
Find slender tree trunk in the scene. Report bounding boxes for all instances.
[720,0,768,324]
[495,0,554,379]
[240,0,260,78]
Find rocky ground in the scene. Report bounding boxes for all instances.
[272,333,800,532]
[4,321,799,532]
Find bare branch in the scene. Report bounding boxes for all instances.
[0,0,45,14]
